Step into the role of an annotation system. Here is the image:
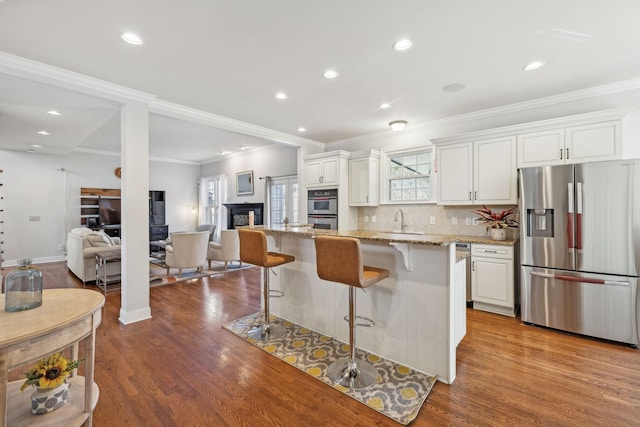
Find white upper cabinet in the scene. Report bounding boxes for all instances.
[518,120,621,168]
[437,143,473,205]
[304,151,349,188]
[565,120,621,164]
[517,129,565,167]
[437,136,516,205]
[349,150,379,206]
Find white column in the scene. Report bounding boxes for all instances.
[119,102,152,324]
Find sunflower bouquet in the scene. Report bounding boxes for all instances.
[20,352,83,392]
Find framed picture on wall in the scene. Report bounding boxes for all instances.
[236,170,254,195]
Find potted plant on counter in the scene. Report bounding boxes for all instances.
[472,206,518,240]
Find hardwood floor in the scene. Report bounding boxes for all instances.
[6,262,640,426]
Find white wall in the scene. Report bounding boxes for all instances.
[200,144,298,207]
[0,150,199,265]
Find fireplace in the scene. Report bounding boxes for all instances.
[223,203,264,229]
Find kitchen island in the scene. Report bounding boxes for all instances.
[249,226,510,383]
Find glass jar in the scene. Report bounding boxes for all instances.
[4,258,43,312]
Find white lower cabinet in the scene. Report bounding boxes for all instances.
[471,243,517,317]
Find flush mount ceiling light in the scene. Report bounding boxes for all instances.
[46,110,61,116]
[275,92,288,100]
[523,61,545,71]
[393,39,413,52]
[37,130,50,135]
[121,32,143,45]
[379,103,391,109]
[322,69,338,79]
[389,120,407,132]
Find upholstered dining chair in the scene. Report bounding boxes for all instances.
[164,231,210,277]
[207,229,242,270]
[196,224,217,241]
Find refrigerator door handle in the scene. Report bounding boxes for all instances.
[530,271,629,286]
[576,182,583,250]
[567,183,574,249]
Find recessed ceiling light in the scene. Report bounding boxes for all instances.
[275,92,288,100]
[379,103,391,109]
[297,127,306,132]
[523,61,545,71]
[322,69,338,79]
[28,149,37,153]
[46,110,61,116]
[121,32,143,45]
[240,145,250,150]
[442,83,466,93]
[31,144,43,148]
[393,39,413,52]
[219,150,228,155]
[37,130,50,135]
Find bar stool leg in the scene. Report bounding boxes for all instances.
[326,287,378,389]
[248,267,286,341]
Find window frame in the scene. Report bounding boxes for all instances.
[380,147,437,205]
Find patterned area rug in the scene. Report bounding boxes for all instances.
[223,311,437,425]
[149,261,253,287]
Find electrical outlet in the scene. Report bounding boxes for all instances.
[364,215,369,223]
[429,216,436,225]
[466,217,472,226]
[451,216,457,225]
[371,215,376,223]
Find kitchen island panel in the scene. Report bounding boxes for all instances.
[263,230,458,383]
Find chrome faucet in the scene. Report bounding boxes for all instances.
[394,209,407,233]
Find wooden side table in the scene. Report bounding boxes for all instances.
[0,288,105,426]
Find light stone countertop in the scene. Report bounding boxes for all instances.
[250,225,518,247]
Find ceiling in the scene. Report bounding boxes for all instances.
[1,0,640,163]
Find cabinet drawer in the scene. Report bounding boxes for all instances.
[472,244,513,259]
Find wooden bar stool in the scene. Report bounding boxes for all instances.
[239,229,295,341]
[314,235,389,389]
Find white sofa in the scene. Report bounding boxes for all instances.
[66,228,121,283]
[207,229,242,270]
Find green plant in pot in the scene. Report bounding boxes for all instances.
[471,206,518,240]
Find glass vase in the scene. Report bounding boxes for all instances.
[4,258,43,312]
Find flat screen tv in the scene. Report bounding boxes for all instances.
[99,198,121,226]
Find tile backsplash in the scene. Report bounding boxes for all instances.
[357,204,519,239]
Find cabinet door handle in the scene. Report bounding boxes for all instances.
[472,261,475,271]
[474,191,477,201]
[566,148,569,159]
[560,148,563,160]
[469,192,472,201]
[366,195,369,203]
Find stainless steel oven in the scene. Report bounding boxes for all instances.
[308,214,338,230]
[307,189,338,230]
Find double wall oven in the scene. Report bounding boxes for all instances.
[307,189,338,230]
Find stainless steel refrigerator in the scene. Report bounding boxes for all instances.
[519,159,640,346]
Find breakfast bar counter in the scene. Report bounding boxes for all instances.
[248,226,493,384]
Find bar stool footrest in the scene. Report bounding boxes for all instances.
[343,315,375,327]
[269,289,285,298]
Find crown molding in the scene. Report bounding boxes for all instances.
[431,107,630,145]
[73,147,201,165]
[149,99,324,149]
[328,77,640,148]
[0,51,156,104]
